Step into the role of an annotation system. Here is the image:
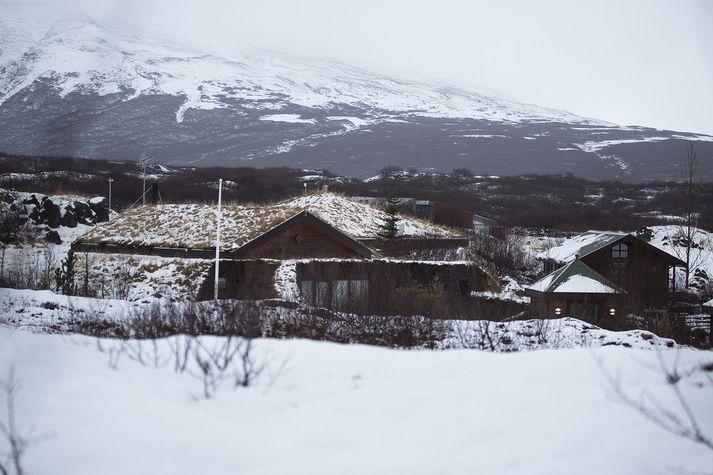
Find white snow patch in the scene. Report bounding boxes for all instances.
[537,231,626,264]
[461,134,507,138]
[574,137,670,153]
[274,260,299,301]
[259,114,316,124]
[472,277,530,304]
[552,275,617,293]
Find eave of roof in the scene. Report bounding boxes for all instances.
[543,230,686,267]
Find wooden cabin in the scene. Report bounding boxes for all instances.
[533,231,685,321]
[73,193,493,317]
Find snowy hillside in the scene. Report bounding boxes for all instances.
[1,5,712,180]
[0,6,595,125]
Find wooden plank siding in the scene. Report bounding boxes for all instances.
[295,259,496,319]
[529,292,626,323]
[197,260,281,301]
[197,258,499,320]
[239,220,365,260]
[580,236,674,312]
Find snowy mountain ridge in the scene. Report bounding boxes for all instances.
[1,5,713,181]
[0,5,601,126]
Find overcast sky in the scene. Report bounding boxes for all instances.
[31,0,713,134]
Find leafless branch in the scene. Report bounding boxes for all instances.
[599,351,713,453]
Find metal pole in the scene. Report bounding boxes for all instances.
[214,178,223,302]
[108,178,113,212]
[142,161,146,205]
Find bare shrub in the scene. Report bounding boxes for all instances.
[601,351,713,455]
[451,318,566,351]
[0,203,24,244]
[469,232,534,279]
[452,320,512,351]
[96,333,267,399]
[184,336,265,397]
[0,246,56,291]
[0,367,52,475]
[267,305,450,349]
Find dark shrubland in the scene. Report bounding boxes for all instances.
[2,153,711,232]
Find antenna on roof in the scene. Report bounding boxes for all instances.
[138,152,153,205]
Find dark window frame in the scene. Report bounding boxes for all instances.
[611,242,629,259]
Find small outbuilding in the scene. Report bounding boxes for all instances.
[526,260,627,323]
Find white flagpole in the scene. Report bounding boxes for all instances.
[214,178,223,302]
[108,178,113,212]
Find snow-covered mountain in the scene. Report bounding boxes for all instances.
[1,5,712,180]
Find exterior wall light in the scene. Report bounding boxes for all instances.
[554,307,562,316]
[609,308,616,316]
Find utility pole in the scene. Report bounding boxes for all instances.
[214,178,223,302]
[108,177,113,212]
[138,153,152,205]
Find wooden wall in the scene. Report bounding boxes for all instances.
[240,221,363,260]
[296,260,496,319]
[581,237,672,312]
[197,260,280,300]
[359,237,470,257]
[528,292,625,323]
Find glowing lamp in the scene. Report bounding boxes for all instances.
[609,308,616,316]
[554,307,562,316]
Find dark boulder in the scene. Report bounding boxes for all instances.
[1,191,14,204]
[40,199,61,228]
[89,196,109,222]
[27,204,41,224]
[73,200,95,225]
[22,194,40,207]
[60,206,78,228]
[45,230,62,244]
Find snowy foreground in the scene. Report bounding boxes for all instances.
[1,327,712,474]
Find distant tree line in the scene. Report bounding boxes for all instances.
[1,152,711,232]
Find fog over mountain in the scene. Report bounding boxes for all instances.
[1,4,712,181]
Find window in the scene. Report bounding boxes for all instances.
[332,280,349,311]
[299,279,369,311]
[316,282,330,308]
[300,280,314,305]
[611,243,628,258]
[350,280,369,305]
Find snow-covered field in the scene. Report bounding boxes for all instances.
[0,327,711,475]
